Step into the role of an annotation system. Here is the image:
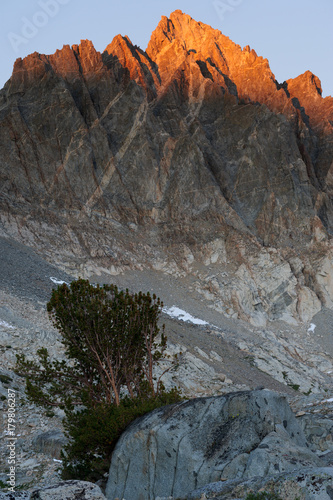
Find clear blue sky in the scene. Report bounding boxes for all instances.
[1,0,332,97]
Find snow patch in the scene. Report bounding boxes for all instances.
[0,319,15,329]
[50,277,69,286]
[53,458,63,463]
[163,306,208,326]
[322,397,333,403]
[308,323,316,333]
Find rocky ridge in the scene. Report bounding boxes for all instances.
[0,10,332,326]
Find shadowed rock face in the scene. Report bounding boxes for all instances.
[0,10,332,324]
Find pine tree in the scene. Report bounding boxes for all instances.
[16,279,181,480]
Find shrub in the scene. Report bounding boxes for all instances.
[245,491,286,500]
[245,492,284,500]
[0,374,13,385]
[61,389,181,481]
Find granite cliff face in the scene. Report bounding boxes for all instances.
[0,10,333,325]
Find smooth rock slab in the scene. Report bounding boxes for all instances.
[106,389,318,500]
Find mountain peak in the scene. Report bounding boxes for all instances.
[1,10,333,331]
[286,70,333,131]
[287,70,323,98]
[104,33,160,92]
[145,11,290,108]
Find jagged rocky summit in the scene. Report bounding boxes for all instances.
[0,10,333,326]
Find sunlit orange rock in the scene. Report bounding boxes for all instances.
[104,35,160,95]
[9,40,110,93]
[9,53,50,92]
[8,9,332,134]
[144,9,333,131]
[146,10,293,113]
[286,71,333,133]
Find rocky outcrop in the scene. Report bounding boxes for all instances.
[0,481,106,499]
[32,431,67,460]
[105,389,325,500]
[30,481,105,499]
[286,70,333,132]
[187,468,333,499]
[0,10,332,326]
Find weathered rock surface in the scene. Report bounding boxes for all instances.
[32,431,67,460]
[186,467,333,500]
[105,389,323,500]
[30,480,106,499]
[0,481,106,499]
[0,493,30,499]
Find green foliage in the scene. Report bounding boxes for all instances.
[245,492,284,500]
[16,279,181,481]
[61,389,181,481]
[0,374,12,384]
[17,279,171,408]
[288,384,300,392]
[16,347,78,409]
[245,492,301,500]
